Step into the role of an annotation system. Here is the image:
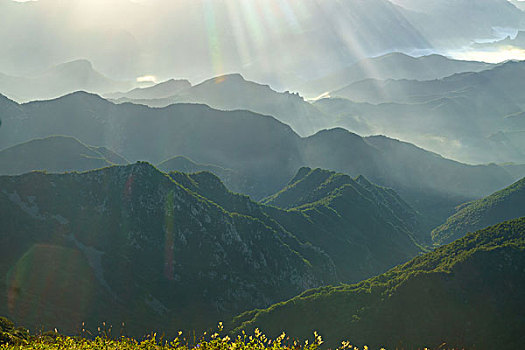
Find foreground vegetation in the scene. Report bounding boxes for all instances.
[1,318,390,350]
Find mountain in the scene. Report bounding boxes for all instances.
[478,30,525,48]
[333,60,525,105]
[110,74,330,137]
[157,156,250,196]
[432,177,525,245]
[315,97,525,165]
[261,167,425,245]
[0,92,516,219]
[502,162,525,179]
[321,61,525,164]
[0,136,128,175]
[105,79,191,100]
[0,60,134,102]
[171,167,423,283]
[0,163,423,335]
[299,53,492,97]
[0,91,305,198]
[0,163,335,335]
[230,217,525,349]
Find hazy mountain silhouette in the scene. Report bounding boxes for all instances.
[319,61,525,164]
[0,92,516,222]
[0,92,514,213]
[0,136,128,175]
[299,53,492,97]
[0,60,134,102]
[106,79,191,100]
[110,73,329,137]
[432,177,525,244]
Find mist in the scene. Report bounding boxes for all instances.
[1,0,524,90]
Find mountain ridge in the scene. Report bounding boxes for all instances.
[230,216,525,349]
[432,176,525,244]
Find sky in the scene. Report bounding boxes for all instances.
[1,0,525,88]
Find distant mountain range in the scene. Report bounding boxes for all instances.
[2,53,524,166]
[100,57,525,165]
[317,60,525,164]
[0,60,134,102]
[0,163,422,334]
[0,136,128,175]
[106,53,495,137]
[106,79,191,101]
[0,91,517,227]
[432,176,525,244]
[230,217,525,349]
[299,52,493,97]
[108,73,329,137]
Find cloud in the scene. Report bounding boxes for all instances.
[448,46,525,63]
[136,75,157,83]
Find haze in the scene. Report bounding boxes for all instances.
[2,0,524,89]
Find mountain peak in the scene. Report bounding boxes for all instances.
[56,90,108,103]
[217,73,245,81]
[199,73,247,86]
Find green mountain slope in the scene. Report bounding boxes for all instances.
[169,167,422,283]
[0,163,335,335]
[262,168,417,237]
[432,177,525,245]
[157,156,250,195]
[0,163,424,336]
[231,217,525,350]
[0,136,128,175]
